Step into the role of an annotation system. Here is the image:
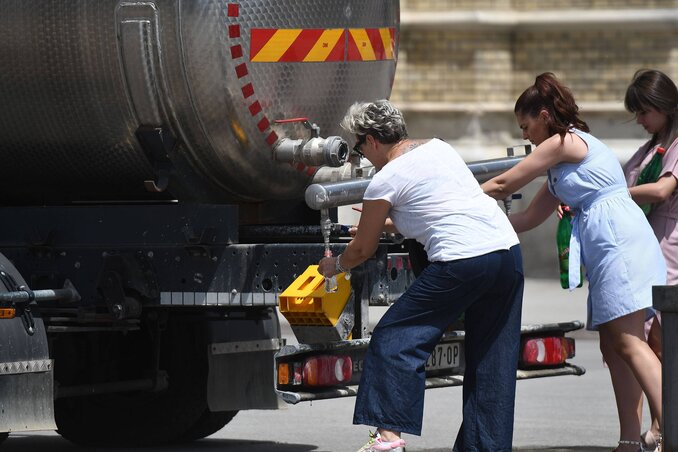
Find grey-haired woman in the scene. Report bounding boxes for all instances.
[319,100,524,452]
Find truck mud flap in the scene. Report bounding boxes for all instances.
[208,338,285,411]
[275,321,585,404]
[0,254,55,433]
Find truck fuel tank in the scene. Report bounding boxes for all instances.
[0,0,398,204]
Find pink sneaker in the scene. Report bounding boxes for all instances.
[356,431,406,452]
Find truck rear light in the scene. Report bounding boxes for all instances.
[303,355,352,387]
[0,308,15,319]
[277,363,290,385]
[521,336,574,366]
[278,361,303,386]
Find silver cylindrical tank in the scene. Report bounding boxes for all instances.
[0,0,398,204]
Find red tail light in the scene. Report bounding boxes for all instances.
[521,336,575,366]
[303,355,352,387]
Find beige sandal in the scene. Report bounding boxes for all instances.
[640,430,662,452]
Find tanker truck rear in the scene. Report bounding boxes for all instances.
[0,0,584,446]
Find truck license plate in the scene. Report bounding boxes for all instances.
[426,342,461,371]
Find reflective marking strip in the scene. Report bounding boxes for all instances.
[160,291,278,306]
[349,29,376,61]
[227,3,281,152]
[235,63,248,78]
[241,83,254,98]
[230,44,243,59]
[251,29,302,62]
[0,359,52,376]
[266,131,279,146]
[257,117,270,132]
[251,28,345,62]
[347,28,396,61]
[250,27,395,63]
[211,338,281,355]
[251,28,395,63]
[303,29,345,62]
[249,101,262,116]
[379,28,395,60]
[280,29,322,61]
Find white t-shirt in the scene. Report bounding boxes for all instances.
[363,138,519,262]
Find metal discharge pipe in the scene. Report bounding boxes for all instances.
[273,136,349,168]
[467,155,527,183]
[305,155,526,210]
[0,284,81,304]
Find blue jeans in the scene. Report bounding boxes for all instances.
[353,245,524,451]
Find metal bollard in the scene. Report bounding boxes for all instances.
[652,285,678,450]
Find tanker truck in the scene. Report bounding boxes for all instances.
[0,0,584,446]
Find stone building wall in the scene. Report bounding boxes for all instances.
[402,0,678,11]
[393,3,678,137]
[394,25,678,105]
[390,2,678,277]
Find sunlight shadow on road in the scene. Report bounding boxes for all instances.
[1,435,323,452]
[0,434,619,452]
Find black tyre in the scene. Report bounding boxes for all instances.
[179,409,238,442]
[55,314,214,446]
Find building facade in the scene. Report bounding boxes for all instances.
[391,1,678,276]
[393,1,678,158]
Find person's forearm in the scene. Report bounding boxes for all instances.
[319,236,381,277]
[629,181,674,204]
[481,179,509,200]
[507,211,530,233]
[352,208,399,234]
[340,239,378,270]
[321,198,391,277]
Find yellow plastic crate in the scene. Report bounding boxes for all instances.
[279,265,351,326]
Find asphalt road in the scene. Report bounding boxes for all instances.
[0,278,651,451]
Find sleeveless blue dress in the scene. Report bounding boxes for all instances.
[547,129,666,330]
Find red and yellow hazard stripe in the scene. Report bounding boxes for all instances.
[249,27,396,63]
[250,28,345,62]
[347,28,395,61]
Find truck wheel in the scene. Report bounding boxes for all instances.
[179,409,238,442]
[54,315,217,446]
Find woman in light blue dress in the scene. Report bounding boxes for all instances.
[482,73,665,452]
